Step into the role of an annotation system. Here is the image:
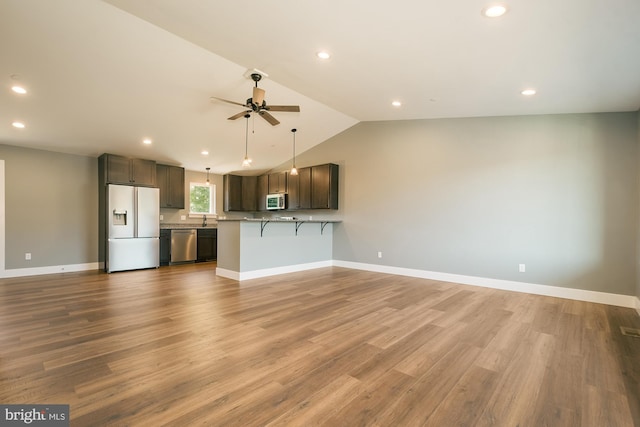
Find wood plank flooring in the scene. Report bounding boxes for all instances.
[1,263,639,426]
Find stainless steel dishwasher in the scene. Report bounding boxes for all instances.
[170,229,197,263]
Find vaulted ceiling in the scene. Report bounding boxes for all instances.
[1,0,639,174]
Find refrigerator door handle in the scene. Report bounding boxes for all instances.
[133,188,139,237]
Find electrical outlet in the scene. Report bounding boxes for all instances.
[159,214,164,221]
[378,251,383,259]
[180,215,186,221]
[25,253,31,260]
[519,264,526,273]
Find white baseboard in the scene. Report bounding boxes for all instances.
[216,260,333,282]
[1,262,101,278]
[333,260,638,309]
[3,259,636,312]
[215,267,240,281]
[217,259,637,309]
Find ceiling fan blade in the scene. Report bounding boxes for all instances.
[253,87,265,105]
[259,111,280,126]
[210,96,247,107]
[266,105,300,112]
[228,110,250,120]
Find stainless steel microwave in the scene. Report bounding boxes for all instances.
[266,193,286,210]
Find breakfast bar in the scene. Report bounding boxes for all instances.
[215,218,341,281]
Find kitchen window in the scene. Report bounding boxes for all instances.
[189,182,216,217]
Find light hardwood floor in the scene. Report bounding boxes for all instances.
[1,264,639,426]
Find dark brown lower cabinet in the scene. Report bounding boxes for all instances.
[197,228,217,262]
[160,229,171,266]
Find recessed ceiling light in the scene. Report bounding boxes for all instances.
[521,89,537,96]
[12,121,25,128]
[482,4,508,18]
[142,138,152,145]
[11,85,27,94]
[392,100,402,107]
[201,150,209,155]
[317,51,331,60]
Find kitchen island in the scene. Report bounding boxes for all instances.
[216,218,341,281]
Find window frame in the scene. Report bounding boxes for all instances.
[188,182,217,218]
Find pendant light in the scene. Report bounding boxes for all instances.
[205,167,210,185]
[242,113,252,167]
[290,128,298,176]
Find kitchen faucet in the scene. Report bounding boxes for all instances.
[202,215,207,227]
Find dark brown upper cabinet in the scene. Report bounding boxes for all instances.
[225,164,338,212]
[257,174,268,211]
[156,164,185,209]
[100,154,157,187]
[311,163,339,209]
[224,174,243,212]
[223,174,257,212]
[268,171,288,194]
[287,167,311,210]
[242,176,257,212]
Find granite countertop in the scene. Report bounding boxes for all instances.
[217,218,341,223]
[160,223,217,229]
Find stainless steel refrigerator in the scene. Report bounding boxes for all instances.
[106,184,160,273]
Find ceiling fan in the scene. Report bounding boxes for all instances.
[211,73,300,126]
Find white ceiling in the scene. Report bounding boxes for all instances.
[1,0,639,174]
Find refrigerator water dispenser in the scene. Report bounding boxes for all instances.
[112,210,128,226]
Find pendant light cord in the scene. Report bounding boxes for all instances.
[245,114,250,157]
[290,128,298,175]
[292,129,296,167]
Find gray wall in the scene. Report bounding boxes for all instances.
[0,144,98,269]
[637,109,640,301]
[292,112,639,296]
